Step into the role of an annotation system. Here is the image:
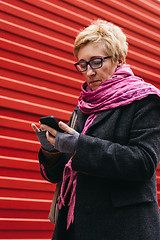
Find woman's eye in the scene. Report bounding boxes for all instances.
[80,63,86,69]
[92,60,101,66]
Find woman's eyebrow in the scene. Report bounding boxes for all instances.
[90,56,102,59]
[79,56,102,61]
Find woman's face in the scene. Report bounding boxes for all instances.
[77,42,118,91]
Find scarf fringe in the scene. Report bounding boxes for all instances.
[58,114,97,230]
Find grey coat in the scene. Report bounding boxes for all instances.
[39,95,160,240]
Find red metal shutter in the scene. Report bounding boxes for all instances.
[0,0,159,239]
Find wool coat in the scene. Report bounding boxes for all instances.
[39,95,160,240]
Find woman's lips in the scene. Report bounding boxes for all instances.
[90,80,100,84]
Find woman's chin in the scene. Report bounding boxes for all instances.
[89,81,102,91]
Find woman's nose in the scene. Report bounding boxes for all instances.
[86,65,96,77]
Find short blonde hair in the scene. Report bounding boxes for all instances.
[74,19,128,63]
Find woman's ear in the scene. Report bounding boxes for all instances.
[117,57,124,67]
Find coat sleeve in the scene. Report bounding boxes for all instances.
[72,96,160,181]
[39,148,66,183]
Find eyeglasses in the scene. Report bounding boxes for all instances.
[74,56,112,72]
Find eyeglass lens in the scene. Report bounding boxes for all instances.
[77,58,103,72]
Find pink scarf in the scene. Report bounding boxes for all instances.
[58,64,160,229]
[79,64,160,113]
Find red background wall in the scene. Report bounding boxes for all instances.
[0,0,160,239]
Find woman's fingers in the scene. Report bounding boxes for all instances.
[58,121,75,134]
[31,123,40,132]
[40,124,57,137]
[39,122,46,131]
[46,131,56,146]
[32,121,75,136]
[31,121,75,149]
[40,121,75,135]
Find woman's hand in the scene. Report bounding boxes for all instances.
[42,121,79,154]
[32,121,75,146]
[31,122,55,151]
[39,121,76,147]
[31,121,78,153]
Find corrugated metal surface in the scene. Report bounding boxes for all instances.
[0,0,159,239]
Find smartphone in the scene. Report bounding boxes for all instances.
[40,116,64,132]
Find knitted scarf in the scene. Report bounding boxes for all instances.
[79,64,160,113]
[58,64,160,229]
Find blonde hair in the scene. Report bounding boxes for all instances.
[74,19,128,63]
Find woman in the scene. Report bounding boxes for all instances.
[32,20,160,240]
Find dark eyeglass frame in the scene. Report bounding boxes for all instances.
[74,56,112,72]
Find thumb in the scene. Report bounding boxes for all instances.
[59,121,75,134]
